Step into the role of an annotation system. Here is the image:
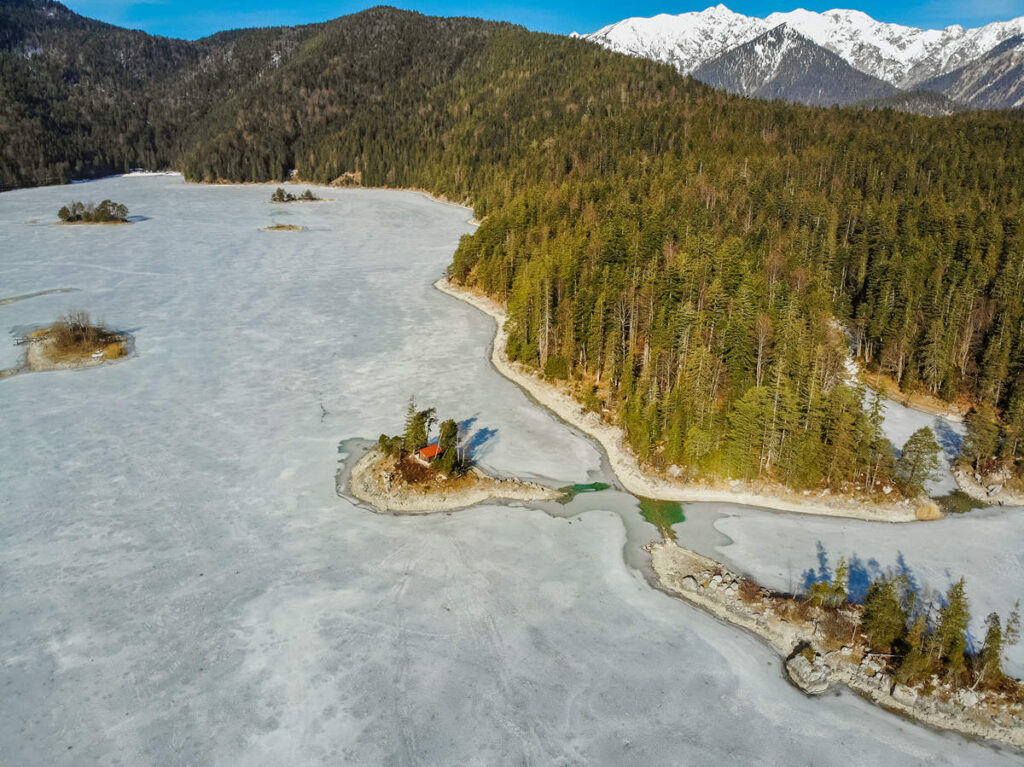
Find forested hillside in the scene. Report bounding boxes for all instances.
[3,3,1023,492]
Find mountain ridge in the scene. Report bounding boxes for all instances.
[583,5,1024,108]
[692,23,898,106]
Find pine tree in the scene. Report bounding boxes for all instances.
[963,403,1001,473]
[895,613,932,687]
[806,556,849,608]
[977,612,1003,686]
[895,427,942,496]
[933,578,970,681]
[862,577,907,651]
[438,419,458,454]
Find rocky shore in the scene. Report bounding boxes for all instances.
[346,446,562,513]
[436,278,934,523]
[650,540,1024,749]
[953,466,1024,508]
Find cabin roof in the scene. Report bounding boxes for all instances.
[417,443,443,459]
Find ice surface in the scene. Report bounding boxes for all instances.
[1,177,1021,765]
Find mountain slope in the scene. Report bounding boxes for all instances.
[917,35,1024,109]
[583,5,1024,92]
[692,24,897,106]
[0,0,326,187]
[854,89,966,116]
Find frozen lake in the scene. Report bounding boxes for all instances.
[2,176,1022,765]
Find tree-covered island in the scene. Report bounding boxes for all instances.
[270,187,321,203]
[57,199,129,223]
[346,400,561,512]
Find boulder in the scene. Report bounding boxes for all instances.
[786,653,830,694]
[892,684,917,704]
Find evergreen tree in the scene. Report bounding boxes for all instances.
[438,419,458,454]
[895,427,942,496]
[862,577,907,651]
[895,613,932,687]
[963,403,1001,473]
[933,578,970,681]
[806,556,849,608]
[978,612,1003,685]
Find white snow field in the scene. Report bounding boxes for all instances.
[1,176,1021,765]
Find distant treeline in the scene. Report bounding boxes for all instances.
[4,4,1024,488]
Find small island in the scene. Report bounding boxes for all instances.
[57,200,129,224]
[270,187,321,203]
[19,310,130,372]
[348,401,561,512]
[260,223,303,232]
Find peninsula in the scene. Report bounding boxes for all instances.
[436,278,940,523]
[651,539,1024,748]
[347,402,561,512]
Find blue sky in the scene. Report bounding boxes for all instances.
[65,0,1024,40]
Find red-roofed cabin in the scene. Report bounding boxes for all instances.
[415,443,443,462]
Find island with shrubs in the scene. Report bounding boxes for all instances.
[57,200,130,224]
[346,400,561,512]
[16,310,131,373]
[269,187,321,203]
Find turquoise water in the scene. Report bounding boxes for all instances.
[638,498,685,540]
[557,481,611,503]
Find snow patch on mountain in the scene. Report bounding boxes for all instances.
[584,5,1024,87]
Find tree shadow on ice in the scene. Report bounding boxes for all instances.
[458,415,498,460]
[932,418,963,459]
[801,542,931,605]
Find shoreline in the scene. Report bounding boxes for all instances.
[435,278,927,524]
[54,220,130,226]
[651,539,1024,750]
[346,446,562,513]
[953,466,1024,507]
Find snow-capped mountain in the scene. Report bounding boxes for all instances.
[918,35,1024,109]
[693,24,898,105]
[580,5,767,76]
[583,5,1024,109]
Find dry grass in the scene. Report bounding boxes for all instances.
[398,457,437,485]
[41,310,121,362]
[819,608,861,651]
[737,578,764,604]
[915,500,944,520]
[101,341,127,359]
[861,370,969,420]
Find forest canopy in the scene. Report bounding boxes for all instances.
[4,4,1024,491]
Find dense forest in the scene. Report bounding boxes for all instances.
[3,2,1023,493]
